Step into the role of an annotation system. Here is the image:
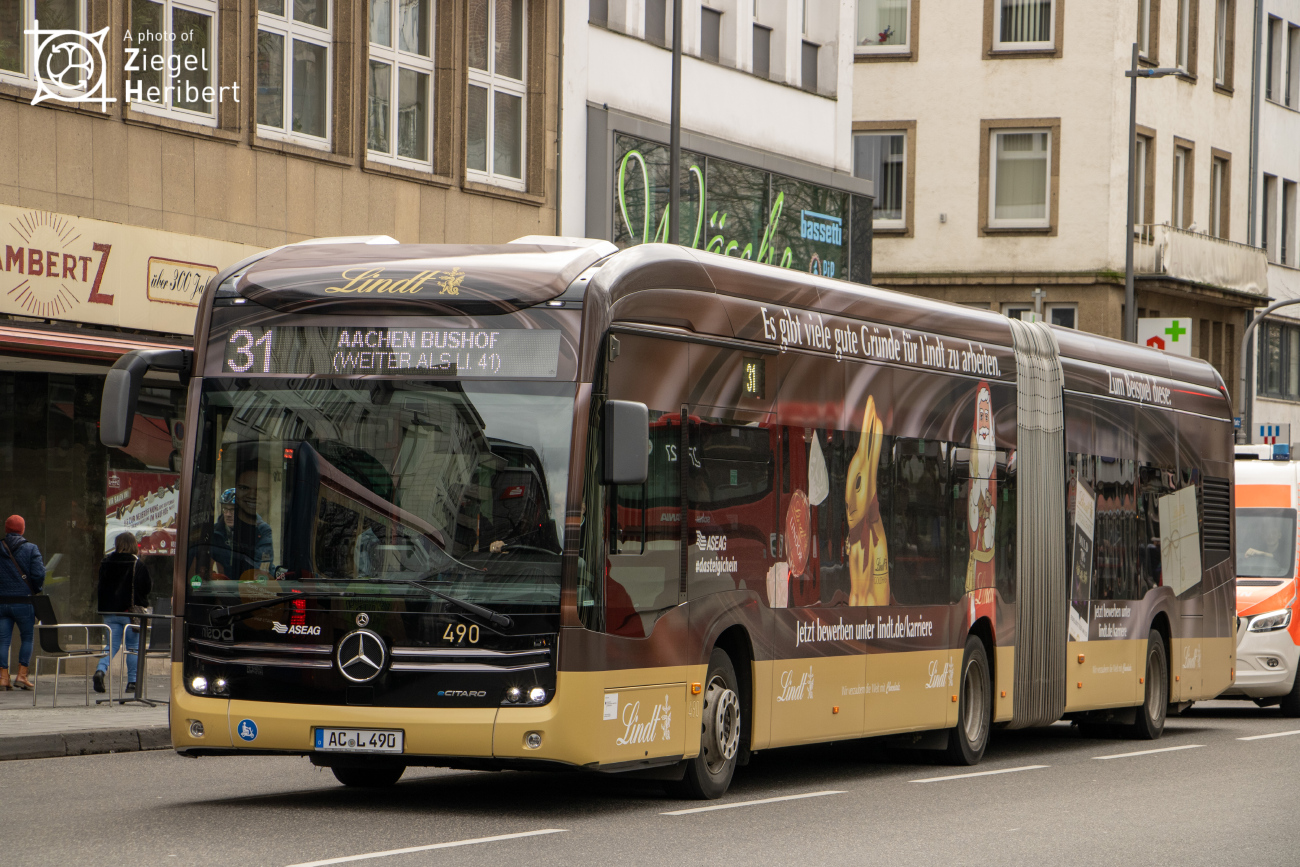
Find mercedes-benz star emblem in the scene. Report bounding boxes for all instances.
[355,612,369,627]
[336,629,387,683]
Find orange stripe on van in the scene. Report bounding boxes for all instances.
[1237,485,1292,508]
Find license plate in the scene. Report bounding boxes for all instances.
[314,728,404,753]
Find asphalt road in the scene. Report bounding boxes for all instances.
[8,700,1299,867]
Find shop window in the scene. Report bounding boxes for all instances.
[257,0,333,146]
[467,0,526,189]
[367,0,434,167]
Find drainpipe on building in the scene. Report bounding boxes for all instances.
[1248,0,1263,247]
[555,0,564,236]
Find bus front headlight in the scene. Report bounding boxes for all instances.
[1248,609,1293,632]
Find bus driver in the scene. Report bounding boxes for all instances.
[211,468,274,579]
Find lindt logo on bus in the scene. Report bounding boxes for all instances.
[614,695,673,745]
[776,667,815,702]
[323,266,465,295]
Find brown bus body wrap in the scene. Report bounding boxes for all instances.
[1008,320,1068,729]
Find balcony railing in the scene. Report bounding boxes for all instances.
[1134,223,1268,296]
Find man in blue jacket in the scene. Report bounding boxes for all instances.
[0,515,45,690]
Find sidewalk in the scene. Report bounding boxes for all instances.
[0,673,172,761]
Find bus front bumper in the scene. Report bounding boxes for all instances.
[168,664,626,769]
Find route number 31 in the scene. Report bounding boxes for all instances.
[228,329,274,373]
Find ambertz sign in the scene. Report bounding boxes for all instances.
[612,134,871,284]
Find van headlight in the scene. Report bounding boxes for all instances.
[1248,609,1292,632]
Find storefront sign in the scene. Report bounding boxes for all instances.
[1137,317,1193,356]
[0,206,261,335]
[105,471,181,556]
[612,135,866,282]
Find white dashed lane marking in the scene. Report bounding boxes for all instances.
[283,830,568,867]
[662,790,845,815]
[1093,744,1204,760]
[909,765,1049,783]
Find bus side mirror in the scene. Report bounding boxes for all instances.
[603,400,649,485]
[100,349,193,448]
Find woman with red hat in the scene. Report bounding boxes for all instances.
[0,515,45,690]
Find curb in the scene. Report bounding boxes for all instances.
[0,727,171,761]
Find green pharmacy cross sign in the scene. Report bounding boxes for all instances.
[611,134,871,284]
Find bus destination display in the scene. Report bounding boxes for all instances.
[223,326,562,377]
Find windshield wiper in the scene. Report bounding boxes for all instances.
[399,580,513,628]
[209,592,351,626]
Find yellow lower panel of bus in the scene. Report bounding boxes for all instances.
[1064,640,1142,712]
[994,645,1014,723]
[170,663,233,749]
[1201,636,1234,698]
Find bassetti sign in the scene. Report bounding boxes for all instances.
[0,206,260,335]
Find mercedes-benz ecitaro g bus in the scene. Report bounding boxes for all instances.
[100,236,1236,798]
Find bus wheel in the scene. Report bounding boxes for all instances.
[945,635,991,765]
[674,649,741,799]
[331,765,405,787]
[1128,635,1167,740]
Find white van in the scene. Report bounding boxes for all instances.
[1222,445,1300,715]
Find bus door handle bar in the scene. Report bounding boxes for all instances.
[100,348,194,448]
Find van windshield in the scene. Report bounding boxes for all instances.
[1236,508,1297,579]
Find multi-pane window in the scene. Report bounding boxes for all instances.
[127,0,219,123]
[1003,303,1076,328]
[1175,0,1192,71]
[1210,155,1228,238]
[856,0,909,53]
[1258,320,1300,401]
[1138,0,1153,58]
[990,130,1050,228]
[0,0,86,91]
[994,0,1054,50]
[257,0,332,145]
[467,0,526,188]
[1172,144,1192,229]
[853,132,905,229]
[368,0,433,166]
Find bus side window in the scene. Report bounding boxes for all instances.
[1095,457,1138,600]
[888,438,949,606]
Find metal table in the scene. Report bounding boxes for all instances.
[97,611,171,707]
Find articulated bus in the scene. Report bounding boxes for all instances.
[100,237,1236,798]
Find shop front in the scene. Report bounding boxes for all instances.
[0,206,259,633]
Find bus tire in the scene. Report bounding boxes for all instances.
[331,765,405,787]
[1128,635,1168,740]
[1279,673,1300,718]
[944,635,991,766]
[673,649,742,800]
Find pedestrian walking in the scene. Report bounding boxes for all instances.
[0,515,45,690]
[93,531,151,694]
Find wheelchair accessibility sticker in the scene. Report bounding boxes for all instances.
[237,719,258,741]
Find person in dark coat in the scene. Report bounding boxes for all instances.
[0,515,45,690]
[93,531,152,694]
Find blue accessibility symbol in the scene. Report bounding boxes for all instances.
[237,718,258,741]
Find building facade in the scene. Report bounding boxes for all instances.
[1249,0,1300,440]
[0,0,561,630]
[850,0,1267,409]
[562,0,873,281]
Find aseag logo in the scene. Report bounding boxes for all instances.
[24,20,114,111]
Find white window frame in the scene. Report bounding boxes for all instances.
[853,130,907,230]
[1138,0,1153,59]
[988,128,1052,230]
[257,0,333,149]
[1264,174,1278,262]
[1173,144,1191,228]
[1135,135,1149,228]
[993,0,1056,52]
[1210,156,1226,238]
[1287,24,1300,109]
[855,0,910,56]
[1001,302,1076,328]
[0,0,89,95]
[125,0,221,127]
[1175,0,1192,71]
[1213,0,1228,85]
[1284,180,1297,267]
[465,0,527,191]
[367,0,435,169]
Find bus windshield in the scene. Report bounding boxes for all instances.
[1236,507,1297,579]
[185,378,573,606]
